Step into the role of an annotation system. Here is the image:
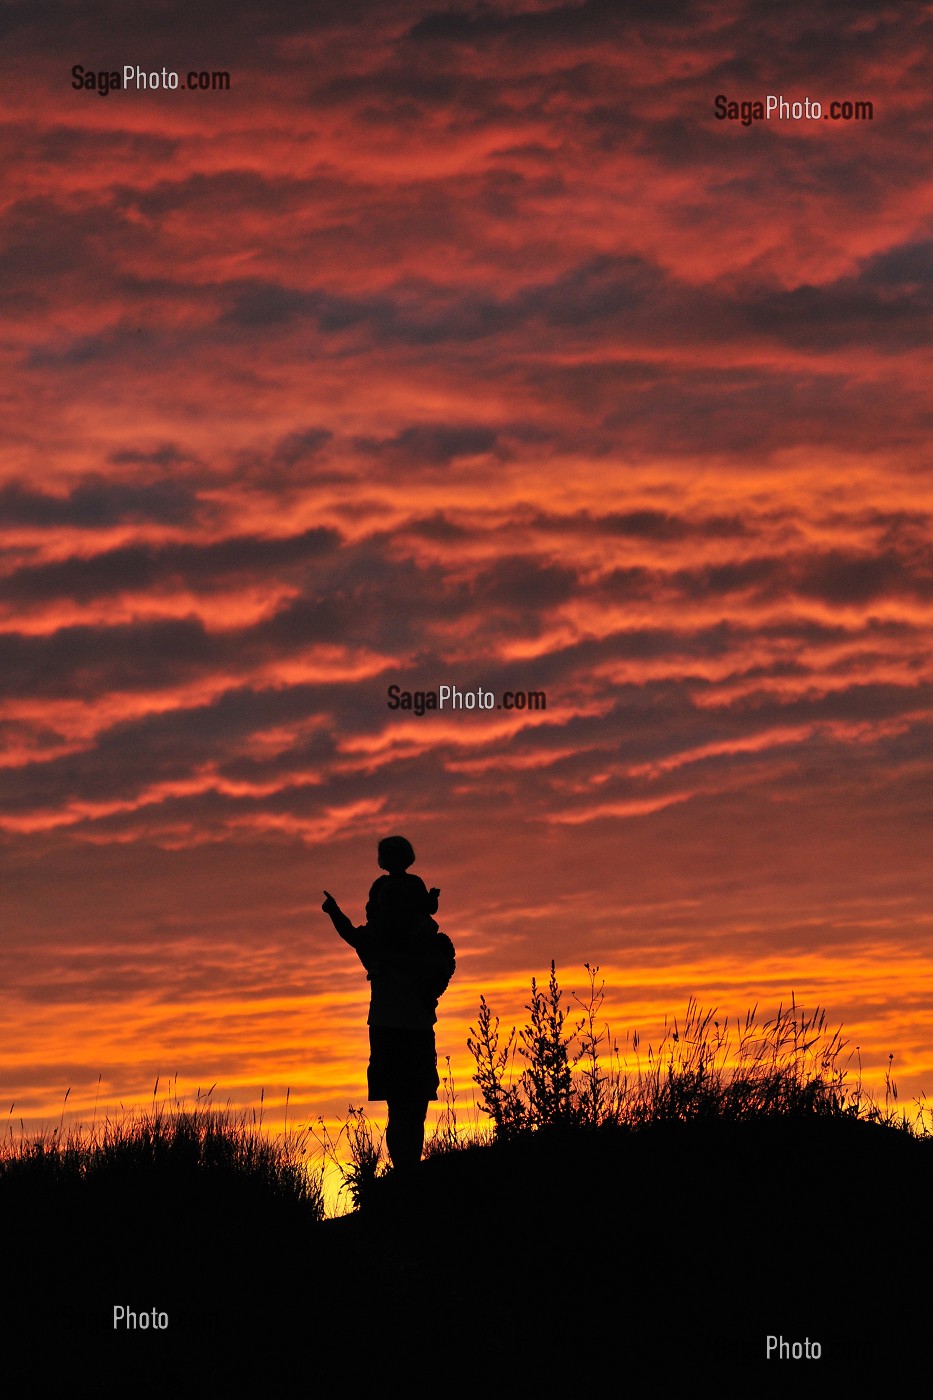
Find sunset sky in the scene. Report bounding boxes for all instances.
[2,1,932,1170]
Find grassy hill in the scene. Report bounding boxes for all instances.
[3,1112,928,1386]
[3,974,929,1387]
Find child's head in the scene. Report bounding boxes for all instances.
[377,835,415,873]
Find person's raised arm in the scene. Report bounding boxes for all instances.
[321,889,357,943]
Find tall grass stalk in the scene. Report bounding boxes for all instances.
[424,1058,491,1158]
[311,1107,386,1212]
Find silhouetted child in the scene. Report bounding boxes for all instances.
[320,834,441,974]
[365,834,440,940]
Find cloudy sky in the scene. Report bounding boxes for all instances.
[2,0,932,1150]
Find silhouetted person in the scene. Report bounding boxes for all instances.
[322,836,454,1173]
[365,834,440,939]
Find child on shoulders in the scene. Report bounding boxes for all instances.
[366,835,440,937]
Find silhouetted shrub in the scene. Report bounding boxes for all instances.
[468,965,927,1142]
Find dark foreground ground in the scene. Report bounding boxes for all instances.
[3,1115,927,1389]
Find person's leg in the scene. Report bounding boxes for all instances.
[385,1095,430,1170]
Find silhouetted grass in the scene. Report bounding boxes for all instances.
[0,1091,330,1387]
[4,966,923,1221]
[312,1104,387,1211]
[311,964,932,1202]
[1,1093,325,1217]
[1,973,929,1382]
[468,962,930,1140]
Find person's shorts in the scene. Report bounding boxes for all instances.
[367,1025,440,1102]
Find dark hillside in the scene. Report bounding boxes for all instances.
[4,1114,927,1388]
[320,1116,926,1379]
